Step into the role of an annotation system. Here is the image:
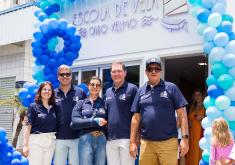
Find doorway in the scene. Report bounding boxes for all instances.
[164,55,208,110]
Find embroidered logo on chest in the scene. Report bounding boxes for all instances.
[38,113,46,118]
[73,96,79,102]
[140,93,151,100]
[160,91,168,98]
[119,94,126,100]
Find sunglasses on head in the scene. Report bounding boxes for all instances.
[59,73,71,77]
[146,67,162,73]
[89,83,101,88]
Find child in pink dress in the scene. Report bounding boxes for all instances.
[210,117,234,165]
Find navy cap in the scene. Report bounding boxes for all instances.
[146,57,161,68]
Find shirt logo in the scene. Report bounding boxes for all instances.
[160,91,168,98]
[38,113,46,118]
[105,97,112,101]
[98,108,106,114]
[73,96,80,102]
[119,94,126,100]
[55,98,63,102]
[140,93,151,100]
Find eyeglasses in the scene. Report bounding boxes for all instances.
[89,83,101,88]
[146,67,162,73]
[59,73,71,77]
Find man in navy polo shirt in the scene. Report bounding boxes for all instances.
[129,57,189,165]
[54,65,86,165]
[105,62,138,165]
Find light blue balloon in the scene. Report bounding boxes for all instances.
[39,23,49,34]
[203,27,217,41]
[217,74,233,90]
[217,0,226,6]
[202,150,210,163]
[212,3,226,14]
[199,137,209,150]
[211,63,228,78]
[201,0,216,9]
[188,0,202,5]
[225,40,235,54]
[206,106,222,120]
[229,66,235,79]
[204,96,215,109]
[225,85,235,101]
[215,95,231,110]
[213,32,229,47]
[204,127,212,140]
[206,75,217,86]
[190,6,202,18]
[209,47,225,64]
[223,106,235,121]
[202,117,212,129]
[203,42,215,54]
[197,23,208,36]
[208,13,222,28]
[222,53,235,67]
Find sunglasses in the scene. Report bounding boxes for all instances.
[146,67,162,73]
[89,83,101,88]
[59,73,71,77]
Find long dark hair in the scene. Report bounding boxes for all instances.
[35,81,55,105]
[190,88,204,112]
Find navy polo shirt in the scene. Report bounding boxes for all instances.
[105,81,138,140]
[71,97,106,136]
[55,86,86,139]
[131,79,188,141]
[27,102,57,134]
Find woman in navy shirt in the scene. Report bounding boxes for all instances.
[71,76,107,165]
[23,81,57,165]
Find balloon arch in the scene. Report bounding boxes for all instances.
[4,0,235,164]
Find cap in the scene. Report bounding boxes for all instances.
[146,57,161,68]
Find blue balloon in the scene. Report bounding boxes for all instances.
[48,18,58,29]
[11,159,21,165]
[222,14,234,23]
[215,95,231,110]
[69,43,81,52]
[21,156,29,165]
[229,32,235,41]
[203,27,217,41]
[201,0,216,9]
[226,41,235,54]
[28,83,38,94]
[218,21,233,34]
[58,19,68,30]
[208,13,222,28]
[18,88,29,99]
[224,106,235,121]
[38,13,48,22]
[202,150,210,163]
[12,151,21,160]
[225,85,235,101]
[33,32,43,40]
[213,32,229,47]
[203,127,212,140]
[39,55,49,65]
[188,0,202,5]
[206,75,217,86]
[22,98,30,107]
[204,96,215,108]
[34,9,42,18]
[70,35,81,43]
[2,152,13,162]
[43,67,52,76]
[47,58,57,68]
[212,3,226,14]
[0,128,6,141]
[203,42,214,55]
[199,159,209,165]
[217,74,233,90]
[78,83,89,97]
[222,53,235,67]
[206,106,222,120]
[66,25,76,36]
[197,8,210,23]
[45,74,57,83]
[211,63,228,78]
[209,47,225,64]
[207,84,224,98]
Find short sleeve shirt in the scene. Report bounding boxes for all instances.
[105,81,138,140]
[27,102,57,134]
[131,79,188,141]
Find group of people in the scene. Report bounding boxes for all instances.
[23,57,190,165]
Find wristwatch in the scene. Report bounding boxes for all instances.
[182,135,189,139]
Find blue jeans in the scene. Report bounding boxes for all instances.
[54,138,79,165]
[79,132,106,165]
